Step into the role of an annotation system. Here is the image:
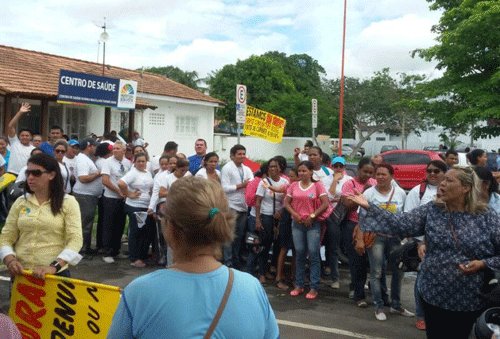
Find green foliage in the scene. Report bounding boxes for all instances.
[143,66,201,90]
[414,0,500,138]
[207,52,335,136]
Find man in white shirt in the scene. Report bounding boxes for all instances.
[100,141,132,263]
[7,102,35,176]
[63,140,80,192]
[151,141,178,174]
[221,144,254,268]
[73,138,101,256]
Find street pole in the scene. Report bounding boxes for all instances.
[237,123,241,144]
[338,0,347,157]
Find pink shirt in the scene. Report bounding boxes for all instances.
[342,177,377,223]
[286,181,327,220]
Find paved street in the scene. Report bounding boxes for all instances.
[0,256,425,339]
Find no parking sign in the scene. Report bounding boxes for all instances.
[236,84,247,123]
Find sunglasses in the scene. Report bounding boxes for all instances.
[26,169,49,177]
[426,168,442,174]
[333,164,344,168]
[55,149,66,154]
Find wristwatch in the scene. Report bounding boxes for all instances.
[310,213,316,219]
[50,260,62,273]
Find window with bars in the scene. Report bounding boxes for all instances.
[149,112,165,126]
[175,116,198,135]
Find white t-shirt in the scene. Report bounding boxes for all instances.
[404,183,438,213]
[59,162,71,193]
[255,176,289,216]
[362,186,407,215]
[220,161,254,212]
[313,166,334,201]
[15,165,27,183]
[101,156,132,199]
[298,153,309,162]
[73,153,102,197]
[151,156,161,174]
[120,167,154,208]
[148,169,170,211]
[133,138,146,147]
[195,168,221,180]
[63,156,77,178]
[332,174,353,207]
[8,136,35,175]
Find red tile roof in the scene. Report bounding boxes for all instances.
[0,45,225,109]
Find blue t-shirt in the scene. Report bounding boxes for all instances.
[188,154,220,175]
[107,266,280,339]
[39,142,54,156]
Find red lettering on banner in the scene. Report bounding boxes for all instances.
[16,323,41,339]
[272,117,284,128]
[266,114,272,124]
[17,283,46,308]
[24,275,45,287]
[15,300,46,329]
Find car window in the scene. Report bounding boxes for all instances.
[382,153,431,165]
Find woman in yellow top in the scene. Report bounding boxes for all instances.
[0,153,82,280]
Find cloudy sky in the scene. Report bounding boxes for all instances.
[1,0,443,81]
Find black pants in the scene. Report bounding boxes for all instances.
[96,196,104,249]
[342,220,368,301]
[125,204,154,262]
[423,299,484,339]
[101,197,126,257]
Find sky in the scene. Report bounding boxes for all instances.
[1,0,443,81]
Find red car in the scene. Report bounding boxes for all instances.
[380,150,444,190]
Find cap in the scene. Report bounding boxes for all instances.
[80,137,97,150]
[331,156,346,166]
[68,139,79,146]
[126,143,134,150]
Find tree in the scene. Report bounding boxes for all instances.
[323,69,427,155]
[207,52,335,136]
[413,0,500,138]
[143,66,201,90]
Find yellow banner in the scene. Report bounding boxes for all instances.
[243,106,286,143]
[9,271,121,339]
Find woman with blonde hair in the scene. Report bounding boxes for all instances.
[108,177,279,338]
[347,165,500,339]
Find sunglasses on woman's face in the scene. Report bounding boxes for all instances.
[25,169,49,177]
[333,164,344,168]
[426,168,441,174]
[55,149,66,154]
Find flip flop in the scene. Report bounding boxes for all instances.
[276,280,289,290]
[290,288,304,296]
[306,291,318,300]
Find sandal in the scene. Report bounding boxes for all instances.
[306,290,318,300]
[290,287,304,296]
[276,280,289,290]
[130,260,146,268]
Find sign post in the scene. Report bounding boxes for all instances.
[236,84,247,144]
[312,98,318,139]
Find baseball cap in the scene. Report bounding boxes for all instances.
[80,137,97,150]
[331,156,346,166]
[68,139,79,146]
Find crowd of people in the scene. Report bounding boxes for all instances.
[1,103,500,338]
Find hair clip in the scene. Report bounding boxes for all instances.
[208,208,220,219]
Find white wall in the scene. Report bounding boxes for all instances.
[139,98,215,158]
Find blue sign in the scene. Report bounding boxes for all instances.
[57,70,137,109]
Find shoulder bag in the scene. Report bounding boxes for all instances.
[204,267,235,339]
[314,182,333,221]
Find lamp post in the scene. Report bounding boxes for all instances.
[99,18,109,76]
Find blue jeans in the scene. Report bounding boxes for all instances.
[367,235,403,310]
[292,220,321,290]
[246,214,274,276]
[223,210,248,268]
[415,273,425,319]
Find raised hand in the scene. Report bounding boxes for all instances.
[18,102,31,114]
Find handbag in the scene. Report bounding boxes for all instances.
[330,198,349,227]
[389,239,421,272]
[448,216,500,304]
[314,182,333,221]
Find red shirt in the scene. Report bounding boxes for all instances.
[342,177,377,223]
[286,181,327,220]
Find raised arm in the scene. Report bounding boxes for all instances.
[8,103,31,138]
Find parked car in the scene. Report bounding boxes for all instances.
[338,145,363,157]
[380,150,444,190]
[380,145,398,153]
[343,143,365,157]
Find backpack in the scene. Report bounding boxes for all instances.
[419,181,427,200]
[245,177,262,207]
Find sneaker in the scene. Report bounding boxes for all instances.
[356,300,368,308]
[375,310,387,321]
[349,290,354,299]
[115,253,128,260]
[103,257,115,264]
[415,319,426,330]
[330,281,340,289]
[390,307,415,317]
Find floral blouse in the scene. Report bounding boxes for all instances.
[360,201,500,311]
